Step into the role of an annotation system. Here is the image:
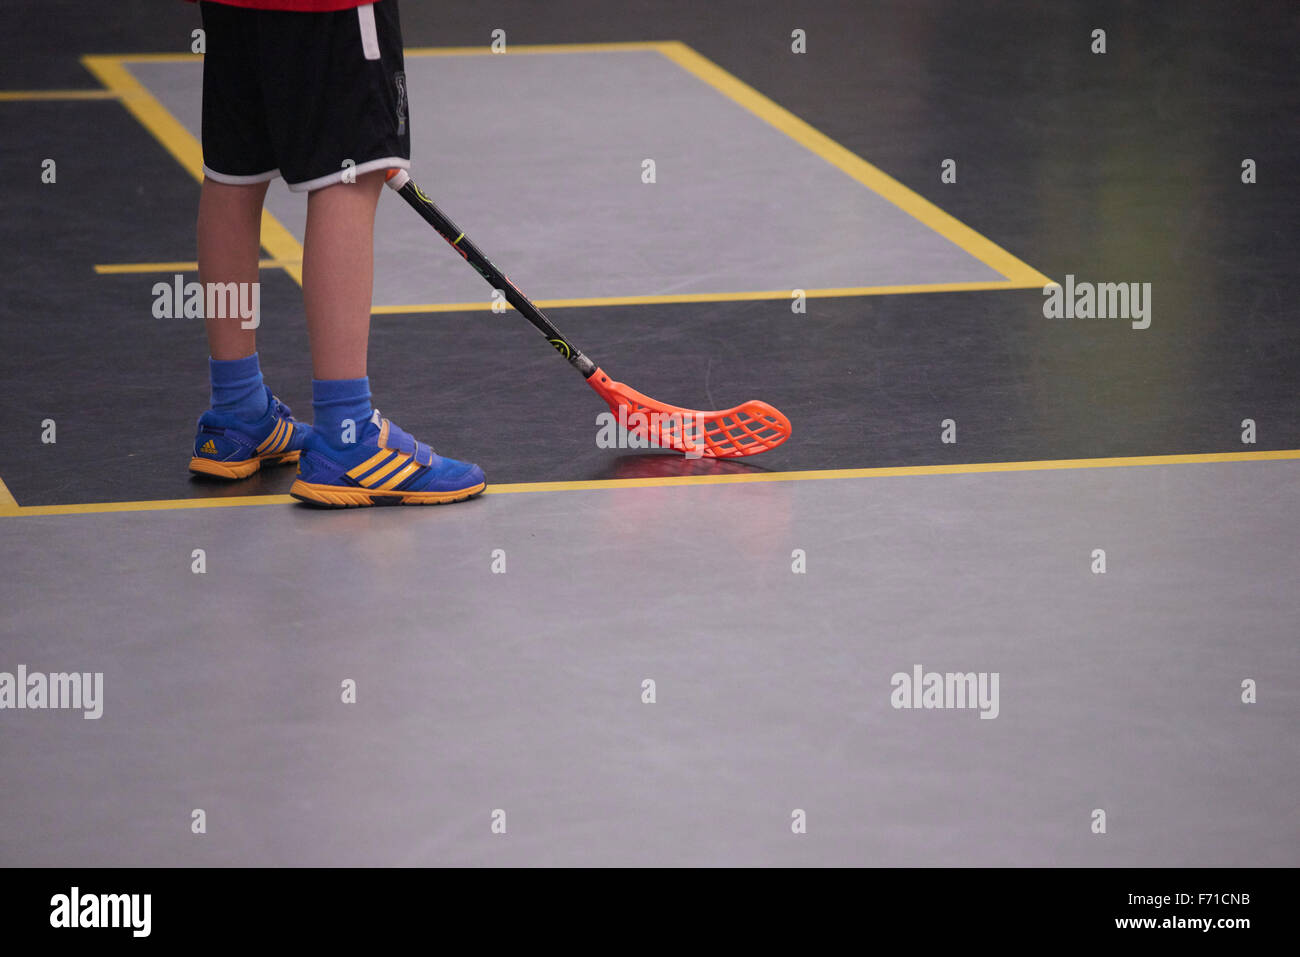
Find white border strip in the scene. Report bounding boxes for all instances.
[201,165,279,185]
[357,4,381,61]
[287,156,409,193]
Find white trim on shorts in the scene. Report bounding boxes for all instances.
[357,4,382,60]
[286,156,410,193]
[202,165,280,186]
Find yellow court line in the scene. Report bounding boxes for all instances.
[405,42,671,57]
[407,39,1049,289]
[654,41,1051,288]
[0,89,121,101]
[95,259,300,275]
[80,55,305,285]
[105,43,669,65]
[0,476,17,509]
[2,494,292,517]
[488,449,1300,493]
[3,449,1297,518]
[88,40,1047,305]
[80,53,205,64]
[371,280,1041,314]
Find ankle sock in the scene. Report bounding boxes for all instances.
[210,353,269,421]
[312,376,373,450]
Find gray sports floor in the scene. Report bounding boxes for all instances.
[2,6,1298,869]
[2,460,1296,866]
[128,48,1005,306]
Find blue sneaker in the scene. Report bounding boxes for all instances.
[189,386,308,480]
[290,410,485,507]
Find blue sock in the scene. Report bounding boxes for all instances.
[312,377,373,450]
[210,353,269,421]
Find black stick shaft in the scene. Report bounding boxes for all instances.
[391,176,596,378]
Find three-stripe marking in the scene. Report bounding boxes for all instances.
[255,420,295,456]
[344,449,426,490]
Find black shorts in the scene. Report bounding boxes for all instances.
[199,0,409,192]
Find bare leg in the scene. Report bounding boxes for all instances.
[302,171,385,380]
[197,178,268,360]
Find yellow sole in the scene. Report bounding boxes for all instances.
[189,450,300,480]
[289,479,487,508]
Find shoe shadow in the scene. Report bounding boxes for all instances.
[187,469,297,498]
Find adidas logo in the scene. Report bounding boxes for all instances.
[199,440,218,455]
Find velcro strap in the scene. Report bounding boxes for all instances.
[380,419,435,465]
[381,420,415,455]
[379,416,434,465]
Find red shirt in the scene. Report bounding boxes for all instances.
[187,1,375,10]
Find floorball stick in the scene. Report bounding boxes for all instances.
[385,169,791,458]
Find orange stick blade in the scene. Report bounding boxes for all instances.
[586,368,791,458]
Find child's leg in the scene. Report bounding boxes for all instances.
[302,171,385,381]
[197,178,267,362]
[187,2,305,478]
[291,171,485,506]
[190,176,306,478]
[228,0,484,506]
[301,171,383,451]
